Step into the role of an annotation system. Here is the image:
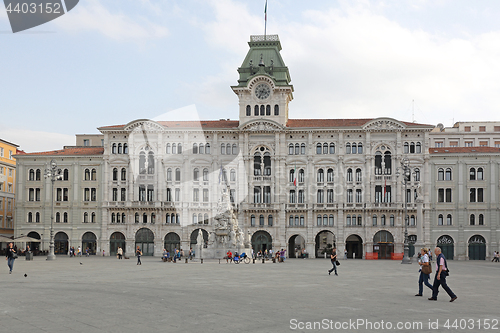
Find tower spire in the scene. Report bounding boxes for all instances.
[264,0,267,38]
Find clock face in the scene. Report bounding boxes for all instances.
[255,83,271,100]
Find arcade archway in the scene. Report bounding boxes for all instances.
[54,232,68,255]
[345,234,363,259]
[373,230,394,259]
[110,232,125,256]
[252,231,272,253]
[437,235,454,260]
[27,231,41,254]
[468,235,486,260]
[135,228,154,256]
[315,230,336,258]
[190,229,209,249]
[164,232,180,254]
[82,232,97,255]
[288,234,306,258]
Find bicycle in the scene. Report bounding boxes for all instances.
[234,253,251,264]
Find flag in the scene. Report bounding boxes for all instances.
[293,164,297,187]
[265,0,267,21]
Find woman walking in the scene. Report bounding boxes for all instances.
[415,248,433,296]
[5,242,16,274]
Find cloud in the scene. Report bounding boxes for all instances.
[54,0,168,40]
[198,1,500,126]
[0,128,74,153]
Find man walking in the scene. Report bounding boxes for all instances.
[328,248,338,276]
[428,247,457,302]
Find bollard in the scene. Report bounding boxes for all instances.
[262,258,265,264]
[201,258,203,264]
[185,258,188,263]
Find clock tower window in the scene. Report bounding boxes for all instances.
[260,105,265,116]
[254,105,259,116]
[246,105,251,116]
[274,105,279,115]
[266,105,271,115]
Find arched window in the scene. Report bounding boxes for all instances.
[268,215,273,226]
[203,168,209,181]
[254,153,261,176]
[372,215,377,226]
[172,143,177,154]
[414,168,420,181]
[193,214,198,224]
[404,142,409,154]
[289,144,294,155]
[205,144,210,154]
[118,143,122,154]
[177,143,182,154]
[259,215,264,226]
[167,168,172,181]
[329,214,334,226]
[479,214,484,225]
[266,105,271,115]
[447,214,452,225]
[410,142,415,153]
[193,143,198,154]
[289,169,295,183]
[84,169,90,181]
[143,213,147,223]
[317,189,324,203]
[390,215,394,226]
[438,214,443,225]
[410,215,415,226]
[381,215,386,226]
[469,168,476,180]
[327,168,334,182]
[316,143,322,154]
[63,169,69,180]
[289,190,296,203]
[221,144,225,155]
[358,143,363,154]
[246,105,251,116]
[317,215,322,226]
[226,144,231,155]
[323,214,328,226]
[124,144,128,154]
[346,215,351,226]
[35,212,40,223]
[298,190,304,203]
[301,143,306,155]
[351,143,357,154]
[445,168,452,181]
[329,143,335,154]
[274,104,279,115]
[263,152,271,176]
[193,168,199,181]
[346,168,353,182]
[416,142,421,153]
[254,105,259,116]
[289,216,294,226]
[477,167,484,180]
[29,169,34,181]
[35,169,41,181]
[251,215,256,226]
[56,212,61,223]
[230,169,236,182]
[91,168,97,180]
[112,168,118,181]
[232,144,238,155]
[346,143,351,154]
[470,214,475,225]
[317,169,324,183]
[175,168,181,181]
[295,144,300,155]
[166,143,171,154]
[260,105,265,116]
[64,212,68,223]
[121,168,126,181]
[116,213,120,223]
[204,214,209,224]
[298,169,304,183]
[135,213,139,223]
[438,168,444,181]
[84,212,89,223]
[199,144,204,154]
[112,143,117,154]
[323,143,328,154]
[384,152,392,174]
[356,168,362,182]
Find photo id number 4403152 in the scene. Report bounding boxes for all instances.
[443,319,498,330]
[6,2,62,14]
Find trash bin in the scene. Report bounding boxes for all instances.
[25,251,33,261]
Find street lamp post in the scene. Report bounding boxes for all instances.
[44,159,62,260]
[397,158,413,264]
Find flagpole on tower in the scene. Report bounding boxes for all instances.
[264,0,267,38]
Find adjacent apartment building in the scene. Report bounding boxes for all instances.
[0,139,18,243]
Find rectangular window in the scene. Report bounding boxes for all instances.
[464,126,471,132]
[139,186,145,201]
[84,188,90,201]
[438,189,444,202]
[445,188,452,202]
[375,186,382,203]
[83,139,90,146]
[175,188,180,201]
[435,142,443,148]
[0,147,3,156]
[9,151,13,159]
[229,189,235,203]
[253,187,261,203]
[112,188,118,201]
[121,188,126,201]
[477,188,484,202]
[91,188,96,201]
[36,188,40,201]
[495,141,500,148]
[449,141,458,147]
[193,188,199,202]
[147,187,154,201]
[469,188,476,202]
[317,189,324,203]
[495,126,500,132]
[346,189,353,203]
[355,189,362,203]
[479,141,488,147]
[479,126,486,132]
[465,141,473,147]
[263,186,271,203]
[203,189,209,202]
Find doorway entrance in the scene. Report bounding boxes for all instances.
[345,234,363,259]
[110,232,125,256]
[468,235,486,260]
[164,232,180,255]
[437,235,454,260]
[54,232,68,255]
[27,231,41,254]
[82,232,97,255]
[315,230,336,258]
[190,229,208,250]
[251,231,272,253]
[135,228,154,256]
[373,230,394,259]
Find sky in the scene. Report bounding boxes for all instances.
[2,0,500,153]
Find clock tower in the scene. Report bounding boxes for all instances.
[231,35,293,127]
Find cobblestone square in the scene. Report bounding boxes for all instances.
[1,257,499,332]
